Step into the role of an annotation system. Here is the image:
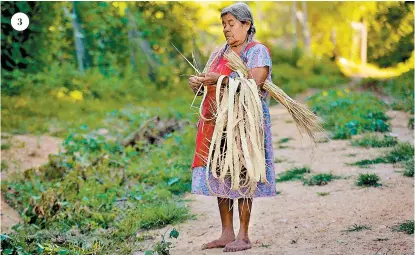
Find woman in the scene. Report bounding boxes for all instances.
[188,3,277,252]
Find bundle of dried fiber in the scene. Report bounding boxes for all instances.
[224,50,327,145]
[205,73,268,197]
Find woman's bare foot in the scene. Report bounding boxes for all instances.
[223,238,252,252]
[201,233,235,250]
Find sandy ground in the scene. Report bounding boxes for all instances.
[166,104,414,255]
[1,99,413,255]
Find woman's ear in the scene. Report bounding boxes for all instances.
[245,20,251,32]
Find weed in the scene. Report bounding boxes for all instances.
[356,173,381,187]
[276,167,311,182]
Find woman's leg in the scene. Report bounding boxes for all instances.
[223,198,253,252]
[201,197,236,249]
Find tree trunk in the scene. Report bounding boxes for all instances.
[292,2,297,47]
[126,8,136,70]
[330,28,337,60]
[360,20,367,65]
[301,1,311,54]
[126,8,158,80]
[71,2,87,73]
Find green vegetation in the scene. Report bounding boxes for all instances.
[303,173,341,186]
[276,166,311,182]
[351,142,414,167]
[343,224,372,232]
[145,228,180,255]
[403,158,414,177]
[360,70,414,113]
[1,109,197,253]
[316,192,330,196]
[1,143,11,150]
[351,134,398,148]
[1,161,8,172]
[359,70,414,129]
[271,47,348,97]
[277,137,292,144]
[308,89,390,139]
[356,173,381,187]
[392,220,414,235]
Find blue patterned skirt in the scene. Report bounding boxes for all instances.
[191,98,277,199]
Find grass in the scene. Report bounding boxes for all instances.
[403,158,414,177]
[259,243,271,248]
[356,173,381,187]
[1,161,8,172]
[274,157,285,163]
[270,47,349,96]
[276,166,311,182]
[351,134,398,148]
[2,96,196,138]
[308,89,390,139]
[392,220,414,235]
[343,223,372,232]
[303,172,341,186]
[316,192,330,196]
[351,142,414,167]
[0,102,198,254]
[1,143,11,150]
[345,153,357,157]
[277,137,292,144]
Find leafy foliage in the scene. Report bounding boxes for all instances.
[303,173,341,186]
[308,89,390,139]
[351,134,398,148]
[356,173,381,187]
[276,167,311,182]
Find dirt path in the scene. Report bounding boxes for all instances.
[1,134,61,233]
[168,100,414,254]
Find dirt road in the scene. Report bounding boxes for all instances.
[169,103,414,254]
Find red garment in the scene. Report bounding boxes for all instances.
[192,41,270,168]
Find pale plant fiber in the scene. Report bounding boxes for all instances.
[177,44,326,198]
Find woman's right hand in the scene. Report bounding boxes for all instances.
[188,75,204,92]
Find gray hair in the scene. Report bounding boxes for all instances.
[221,3,256,42]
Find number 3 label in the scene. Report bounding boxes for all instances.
[11,12,29,31]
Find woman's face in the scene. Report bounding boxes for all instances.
[221,13,250,47]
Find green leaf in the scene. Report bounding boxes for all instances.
[144,250,154,255]
[59,249,69,255]
[4,249,13,255]
[36,243,44,253]
[167,177,180,186]
[0,234,10,241]
[169,228,179,239]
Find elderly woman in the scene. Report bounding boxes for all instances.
[188,3,277,252]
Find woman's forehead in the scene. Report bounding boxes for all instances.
[221,13,236,23]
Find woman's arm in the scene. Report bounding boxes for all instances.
[245,44,272,91]
[247,66,269,90]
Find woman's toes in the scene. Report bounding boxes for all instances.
[223,239,252,252]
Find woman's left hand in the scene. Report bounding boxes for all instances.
[198,72,222,86]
